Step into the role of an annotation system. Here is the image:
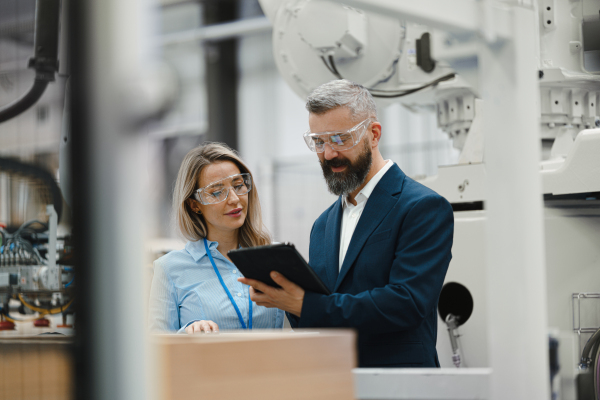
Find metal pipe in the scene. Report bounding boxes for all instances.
[445,314,462,368]
[160,16,271,46]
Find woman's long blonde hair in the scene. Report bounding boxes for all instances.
[173,142,271,247]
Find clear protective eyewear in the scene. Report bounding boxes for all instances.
[303,118,373,153]
[194,173,252,205]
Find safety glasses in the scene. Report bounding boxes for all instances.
[303,118,373,153]
[194,173,252,205]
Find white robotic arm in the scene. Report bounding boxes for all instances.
[260,0,600,196]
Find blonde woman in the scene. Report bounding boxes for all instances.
[149,143,284,333]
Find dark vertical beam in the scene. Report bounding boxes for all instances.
[68,0,93,398]
[203,0,239,149]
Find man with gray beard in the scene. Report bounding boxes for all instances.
[240,80,454,368]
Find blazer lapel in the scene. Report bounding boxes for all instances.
[323,198,343,291]
[334,165,405,292]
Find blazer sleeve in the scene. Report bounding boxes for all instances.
[148,259,180,332]
[296,194,454,333]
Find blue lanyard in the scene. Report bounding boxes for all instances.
[204,238,252,330]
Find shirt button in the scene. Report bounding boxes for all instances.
[232,270,237,274]
[237,293,242,297]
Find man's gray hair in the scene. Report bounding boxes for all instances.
[306,79,378,120]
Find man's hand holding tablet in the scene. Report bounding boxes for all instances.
[238,272,305,317]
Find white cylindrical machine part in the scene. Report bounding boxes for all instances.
[480,6,550,400]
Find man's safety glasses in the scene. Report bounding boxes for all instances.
[194,173,252,205]
[303,118,373,153]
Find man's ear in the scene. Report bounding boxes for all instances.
[370,121,382,147]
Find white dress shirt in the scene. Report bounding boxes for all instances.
[339,160,394,270]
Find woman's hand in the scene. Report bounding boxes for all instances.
[185,320,219,334]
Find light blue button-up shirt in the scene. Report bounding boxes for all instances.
[149,239,284,333]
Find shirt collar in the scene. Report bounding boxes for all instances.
[342,160,394,208]
[185,238,218,262]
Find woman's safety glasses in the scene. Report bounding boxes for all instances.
[194,173,252,205]
[303,118,373,153]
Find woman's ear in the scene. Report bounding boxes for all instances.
[186,198,201,214]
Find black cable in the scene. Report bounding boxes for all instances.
[324,54,456,98]
[12,232,46,264]
[589,335,600,366]
[369,73,456,98]
[13,238,40,261]
[13,220,49,237]
[594,341,599,400]
[0,80,49,123]
[0,0,60,123]
[328,55,343,79]
[320,56,341,79]
[582,328,600,366]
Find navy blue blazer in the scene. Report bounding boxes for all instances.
[288,164,454,368]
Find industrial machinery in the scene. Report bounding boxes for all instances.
[258,0,600,399]
[0,157,74,332]
[0,0,74,333]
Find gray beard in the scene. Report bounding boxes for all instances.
[320,141,372,196]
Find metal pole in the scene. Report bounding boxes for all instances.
[480,5,550,400]
[203,0,240,149]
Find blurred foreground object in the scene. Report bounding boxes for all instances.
[153,330,356,400]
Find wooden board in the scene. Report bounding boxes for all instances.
[153,330,357,400]
[0,336,72,400]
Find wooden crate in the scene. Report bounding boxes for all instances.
[153,330,357,400]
